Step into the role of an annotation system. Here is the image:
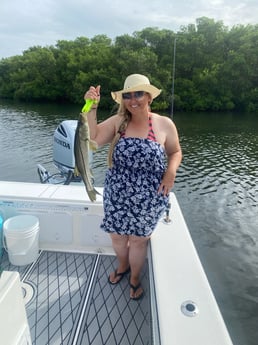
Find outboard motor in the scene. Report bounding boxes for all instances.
[53,120,77,174]
[38,120,80,184]
[37,119,93,185]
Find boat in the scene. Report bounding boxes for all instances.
[0,182,234,345]
[0,120,234,345]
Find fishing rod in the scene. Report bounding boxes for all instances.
[170,37,177,120]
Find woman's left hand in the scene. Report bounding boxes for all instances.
[158,170,176,196]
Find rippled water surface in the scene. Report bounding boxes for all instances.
[1,101,258,345]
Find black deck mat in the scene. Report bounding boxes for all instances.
[78,255,151,345]
[1,250,152,345]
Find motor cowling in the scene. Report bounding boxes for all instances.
[53,120,77,174]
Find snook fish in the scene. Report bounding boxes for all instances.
[74,112,99,202]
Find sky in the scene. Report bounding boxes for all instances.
[0,0,258,59]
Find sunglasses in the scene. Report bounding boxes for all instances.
[122,91,145,100]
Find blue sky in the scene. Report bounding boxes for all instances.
[0,0,257,58]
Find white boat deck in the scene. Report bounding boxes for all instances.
[0,181,233,345]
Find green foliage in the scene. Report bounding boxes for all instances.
[0,17,258,112]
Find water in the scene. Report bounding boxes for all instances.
[1,101,258,345]
[174,112,258,345]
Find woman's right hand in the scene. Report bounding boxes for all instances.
[84,85,101,104]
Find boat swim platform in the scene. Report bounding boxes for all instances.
[1,250,154,345]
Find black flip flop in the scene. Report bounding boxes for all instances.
[130,282,144,300]
[108,267,130,285]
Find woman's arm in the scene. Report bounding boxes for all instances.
[158,117,182,195]
[87,109,119,147]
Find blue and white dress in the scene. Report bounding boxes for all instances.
[101,115,168,237]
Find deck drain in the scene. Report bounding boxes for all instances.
[181,300,199,317]
[21,282,36,305]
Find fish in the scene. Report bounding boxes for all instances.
[74,110,99,202]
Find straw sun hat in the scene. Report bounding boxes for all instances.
[111,74,162,104]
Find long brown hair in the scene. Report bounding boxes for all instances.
[107,103,131,167]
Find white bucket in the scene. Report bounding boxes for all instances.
[3,215,40,266]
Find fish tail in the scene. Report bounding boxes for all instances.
[87,187,102,202]
[88,189,97,202]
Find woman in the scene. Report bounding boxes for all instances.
[85,74,182,300]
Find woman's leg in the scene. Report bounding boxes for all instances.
[109,233,130,283]
[128,235,150,299]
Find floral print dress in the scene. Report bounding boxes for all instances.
[101,115,168,237]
